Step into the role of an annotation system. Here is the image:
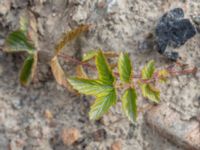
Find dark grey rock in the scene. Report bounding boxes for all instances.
[155,8,196,60]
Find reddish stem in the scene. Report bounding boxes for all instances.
[58,52,197,84]
[58,53,96,69]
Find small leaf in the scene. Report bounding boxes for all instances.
[96,50,115,85]
[141,83,160,103]
[68,77,117,120]
[50,56,74,92]
[122,88,137,122]
[82,50,97,61]
[55,25,90,55]
[89,88,117,120]
[4,30,35,53]
[142,60,155,79]
[76,65,88,79]
[68,78,113,96]
[118,52,132,83]
[19,52,37,86]
[157,69,169,83]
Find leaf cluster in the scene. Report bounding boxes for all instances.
[4,18,172,123]
[68,50,166,122]
[4,11,38,86]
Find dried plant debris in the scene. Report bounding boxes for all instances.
[155,8,196,61]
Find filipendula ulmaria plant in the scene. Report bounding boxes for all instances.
[4,11,38,86]
[4,18,197,123]
[68,50,165,122]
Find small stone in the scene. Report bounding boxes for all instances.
[44,109,53,120]
[92,128,107,142]
[26,123,42,138]
[72,6,87,24]
[155,8,196,60]
[61,128,80,145]
[111,140,122,150]
[193,16,200,25]
[11,98,22,110]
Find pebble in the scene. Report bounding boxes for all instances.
[61,128,80,145]
[92,128,107,142]
[111,140,122,150]
[44,109,53,120]
[193,16,200,25]
[11,98,22,110]
[72,6,88,24]
[26,122,42,138]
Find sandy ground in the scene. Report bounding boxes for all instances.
[0,0,199,150]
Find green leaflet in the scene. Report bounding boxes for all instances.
[157,69,169,83]
[82,50,97,61]
[142,60,155,79]
[118,52,132,83]
[141,84,160,103]
[4,30,35,53]
[140,60,160,103]
[19,52,37,86]
[122,88,137,123]
[68,51,117,120]
[89,88,117,120]
[68,78,114,96]
[96,51,115,85]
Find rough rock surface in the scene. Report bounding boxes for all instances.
[155,8,196,60]
[0,0,200,150]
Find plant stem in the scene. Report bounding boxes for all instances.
[58,52,198,84]
[58,53,96,69]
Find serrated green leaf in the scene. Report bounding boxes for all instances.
[122,88,137,123]
[68,51,116,120]
[4,30,35,53]
[89,88,117,120]
[68,78,113,95]
[19,52,37,86]
[142,60,155,79]
[68,77,117,120]
[141,84,160,103]
[118,52,132,83]
[82,50,97,61]
[96,50,115,85]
